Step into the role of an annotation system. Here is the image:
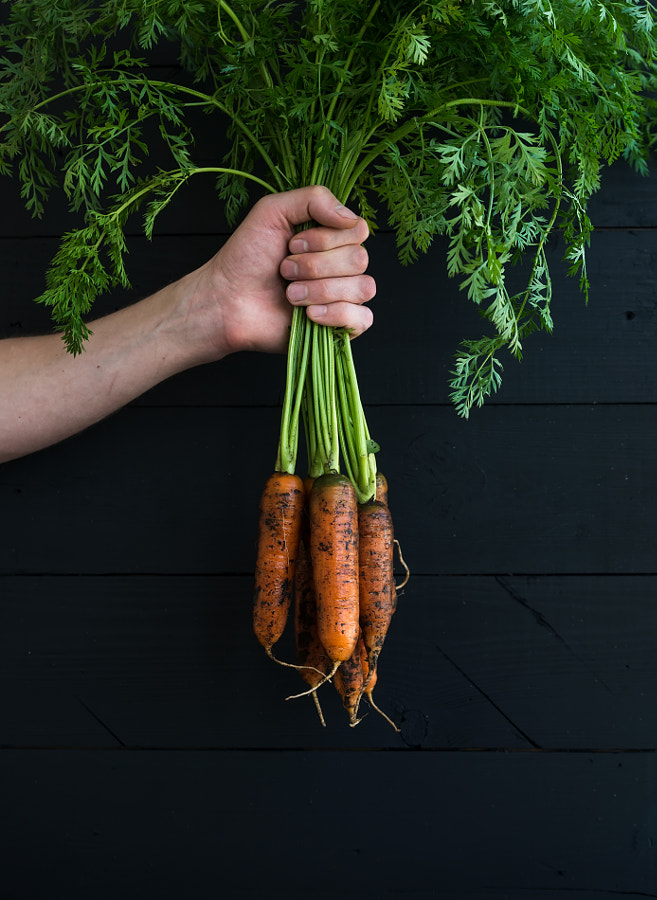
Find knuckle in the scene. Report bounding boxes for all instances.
[355,218,371,243]
[308,279,329,303]
[352,244,369,273]
[255,192,276,213]
[308,184,332,205]
[302,254,321,279]
[359,274,376,301]
[349,305,373,337]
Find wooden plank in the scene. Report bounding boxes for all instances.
[2,574,656,750]
[391,574,657,751]
[587,161,657,227]
[3,227,657,406]
[1,404,656,575]
[0,748,655,898]
[382,403,657,576]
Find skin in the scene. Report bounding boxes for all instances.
[0,186,376,463]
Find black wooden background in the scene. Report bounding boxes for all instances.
[2,79,657,897]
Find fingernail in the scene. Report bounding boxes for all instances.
[289,237,309,253]
[280,258,298,279]
[287,283,308,303]
[308,304,327,318]
[335,203,359,220]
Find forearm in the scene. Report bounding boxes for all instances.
[0,266,218,463]
[0,187,374,465]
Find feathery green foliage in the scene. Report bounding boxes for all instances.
[2,0,657,435]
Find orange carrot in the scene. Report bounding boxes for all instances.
[333,631,366,725]
[309,472,360,666]
[303,475,316,499]
[253,471,305,655]
[358,499,395,675]
[299,475,315,548]
[363,661,376,694]
[292,536,330,724]
[375,471,389,506]
[294,538,331,689]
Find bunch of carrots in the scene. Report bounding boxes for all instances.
[252,301,407,727]
[253,468,407,728]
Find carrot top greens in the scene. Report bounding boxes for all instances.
[2,0,657,488]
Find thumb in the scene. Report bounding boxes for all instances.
[267,185,362,231]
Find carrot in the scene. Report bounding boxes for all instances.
[299,475,315,547]
[309,472,360,667]
[295,540,330,684]
[333,632,366,725]
[358,499,396,676]
[363,659,376,694]
[293,537,331,724]
[375,471,389,506]
[303,475,316,499]
[253,471,305,655]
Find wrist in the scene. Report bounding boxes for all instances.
[151,259,235,372]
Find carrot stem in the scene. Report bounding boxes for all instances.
[276,306,311,474]
[276,162,379,495]
[336,330,376,502]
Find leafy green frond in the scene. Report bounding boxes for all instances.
[449,337,505,418]
[2,0,657,412]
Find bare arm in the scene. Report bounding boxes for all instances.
[0,187,375,463]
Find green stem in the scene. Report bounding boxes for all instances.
[153,81,287,191]
[108,164,276,223]
[1,76,288,192]
[309,0,381,186]
[323,324,340,472]
[217,0,250,42]
[310,323,329,470]
[343,98,536,199]
[302,376,320,479]
[336,355,357,488]
[187,165,277,195]
[324,0,381,127]
[276,306,311,473]
[337,332,376,503]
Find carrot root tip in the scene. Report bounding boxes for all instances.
[284,660,339,701]
[366,691,401,733]
[394,538,410,591]
[312,692,326,727]
[267,647,326,677]
[348,701,364,727]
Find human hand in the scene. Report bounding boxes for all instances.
[185,185,376,360]
[0,189,374,462]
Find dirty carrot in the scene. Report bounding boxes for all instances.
[309,472,360,667]
[358,498,396,676]
[293,537,331,724]
[295,540,330,684]
[253,471,305,656]
[333,631,366,726]
[375,471,389,506]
